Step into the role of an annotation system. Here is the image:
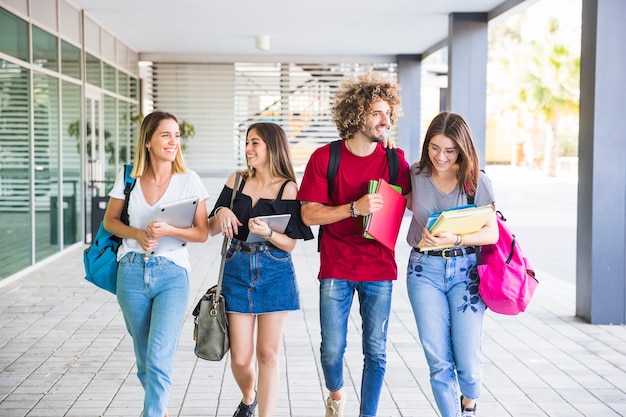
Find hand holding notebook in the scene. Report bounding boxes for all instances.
[362,178,406,251]
[417,204,495,251]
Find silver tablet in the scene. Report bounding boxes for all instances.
[151,196,199,254]
[246,213,291,243]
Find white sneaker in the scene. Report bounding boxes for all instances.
[324,396,345,417]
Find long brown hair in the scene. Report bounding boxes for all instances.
[416,112,480,196]
[245,122,297,183]
[131,111,187,178]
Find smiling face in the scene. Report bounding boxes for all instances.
[146,119,180,162]
[245,128,268,169]
[360,100,391,143]
[428,133,459,173]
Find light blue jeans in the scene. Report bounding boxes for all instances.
[117,253,189,417]
[406,250,485,417]
[319,278,393,417]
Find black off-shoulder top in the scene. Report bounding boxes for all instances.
[209,179,314,241]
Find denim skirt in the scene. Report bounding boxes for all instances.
[221,239,301,314]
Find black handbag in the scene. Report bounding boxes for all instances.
[192,173,239,361]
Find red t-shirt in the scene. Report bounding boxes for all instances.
[297,141,411,281]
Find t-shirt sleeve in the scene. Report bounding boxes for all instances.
[108,166,126,200]
[297,146,331,204]
[476,171,495,206]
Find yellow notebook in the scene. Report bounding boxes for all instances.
[417,204,495,251]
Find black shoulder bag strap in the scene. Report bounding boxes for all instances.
[214,172,240,303]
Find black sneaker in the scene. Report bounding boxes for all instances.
[460,395,477,417]
[233,393,257,417]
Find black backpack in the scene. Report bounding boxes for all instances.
[317,140,399,250]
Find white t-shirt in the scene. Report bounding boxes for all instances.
[109,168,210,272]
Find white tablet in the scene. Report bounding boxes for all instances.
[150,196,199,254]
[246,213,291,243]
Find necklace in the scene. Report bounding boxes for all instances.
[433,174,458,193]
[150,174,172,188]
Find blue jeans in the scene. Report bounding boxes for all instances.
[319,278,393,417]
[117,253,189,417]
[406,250,485,417]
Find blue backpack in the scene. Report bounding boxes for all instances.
[83,165,135,294]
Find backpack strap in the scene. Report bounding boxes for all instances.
[386,147,399,185]
[321,141,399,251]
[327,140,400,196]
[327,140,342,196]
[120,164,136,225]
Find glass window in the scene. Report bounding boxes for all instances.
[118,71,129,98]
[119,101,131,163]
[61,40,81,80]
[86,53,101,87]
[130,76,138,101]
[103,95,117,181]
[0,62,31,279]
[130,103,140,162]
[33,73,60,260]
[103,62,116,93]
[32,25,58,72]
[0,8,29,62]
[62,81,82,246]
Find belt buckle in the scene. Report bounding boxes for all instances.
[441,249,450,259]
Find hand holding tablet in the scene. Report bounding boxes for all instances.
[246,214,291,243]
[149,196,199,254]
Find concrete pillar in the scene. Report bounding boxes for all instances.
[576,0,626,324]
[447,13,488,167]
[397,54,422,165]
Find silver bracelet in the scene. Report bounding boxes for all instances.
[214,206,226,218]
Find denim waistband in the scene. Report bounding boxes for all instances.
[230,240,275,254]
[413,246,476,258]
[124,251,168,264]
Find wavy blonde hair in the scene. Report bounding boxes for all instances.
[331,71,402,140]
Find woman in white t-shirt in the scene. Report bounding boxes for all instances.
[104,111,209,417]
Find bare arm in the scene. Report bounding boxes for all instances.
[208,172,243,237]
[301,192,384,227]
[103,197,158,252]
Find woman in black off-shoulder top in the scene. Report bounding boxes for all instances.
[208,122,313,417]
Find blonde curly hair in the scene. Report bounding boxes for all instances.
[331,71,402,140]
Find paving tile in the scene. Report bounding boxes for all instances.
[1,167,625,416]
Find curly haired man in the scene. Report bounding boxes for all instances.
[298,71,411,417]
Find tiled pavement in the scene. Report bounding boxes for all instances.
[1,166,625,417]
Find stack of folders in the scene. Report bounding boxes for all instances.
[362,178,406,251]
[417,204,495,251]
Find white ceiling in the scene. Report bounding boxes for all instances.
[69,0,531,62]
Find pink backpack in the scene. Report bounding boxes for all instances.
[477,211,538,315]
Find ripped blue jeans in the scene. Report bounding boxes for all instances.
[406,250,485,417]
[319,278,393,417]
